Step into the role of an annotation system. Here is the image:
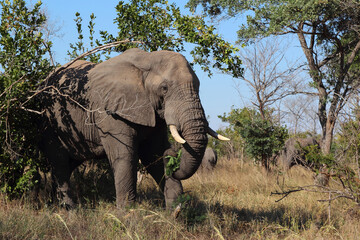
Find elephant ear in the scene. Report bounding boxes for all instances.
[88,50,155,127]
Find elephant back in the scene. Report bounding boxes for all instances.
[47,61,96,96]
[38,60,96,114]
[39,60,100,152]
[201,147,218,170]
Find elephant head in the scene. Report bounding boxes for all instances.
[280,136,320,170]
[87,48,228,181]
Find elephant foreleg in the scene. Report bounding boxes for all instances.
[162,148,184,208]
[101,134,138,208]
[164,176,183,208]
[111,158,138,206]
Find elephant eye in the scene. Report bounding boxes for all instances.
[160,84,168,95]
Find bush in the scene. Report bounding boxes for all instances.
[0,0,53,197]
[219,107,288,170]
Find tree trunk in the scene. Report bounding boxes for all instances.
[321,116,336,155]
[262,154,270,172]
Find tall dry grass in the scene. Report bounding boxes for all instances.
[1,158,360,239]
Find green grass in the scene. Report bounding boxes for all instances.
[1,159,359,239]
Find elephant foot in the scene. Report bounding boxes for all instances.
[164,176,183,209]
[116,199,137,209]
[58,194,75,210]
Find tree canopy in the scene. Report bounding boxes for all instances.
[188,0,360,154]
[69,0,243,78]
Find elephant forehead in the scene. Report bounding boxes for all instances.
[162,65,200,90]
[151,49,187,63]
[150,51,197,75]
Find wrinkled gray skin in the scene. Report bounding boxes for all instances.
[200,147,217,170]
[40,48,208,208]
[279,137,320,170]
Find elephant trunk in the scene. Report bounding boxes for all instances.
[172,115,208,180]
[164,85,208,180]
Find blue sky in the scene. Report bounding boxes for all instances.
[42,0,303,130]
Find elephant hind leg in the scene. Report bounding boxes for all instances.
[139,153,165,191]
[50,157,77,209]
[40,131,77,208]
[52,174,74,209]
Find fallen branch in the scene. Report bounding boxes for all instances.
[271,187,305,202]
[271,184,358,203]
[271,183,359,223]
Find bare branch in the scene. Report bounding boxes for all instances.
[271,184,358,203]
[21,85,101,115]
[238,38,305,118]
[271,187,304,202]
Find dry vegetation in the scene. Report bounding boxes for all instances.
[1,158,360,239]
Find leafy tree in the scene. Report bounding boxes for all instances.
[187,0,360,154]
[0,0,53,197]
[69,0,243,77]
[219,107,288,170]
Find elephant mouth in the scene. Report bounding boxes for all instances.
[169,125,229,143]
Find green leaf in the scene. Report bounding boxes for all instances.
[165,149,182,176]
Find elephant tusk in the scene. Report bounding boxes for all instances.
[207,127,230,141]
[169,125,186,144]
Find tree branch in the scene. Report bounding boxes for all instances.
[344,39,360,73]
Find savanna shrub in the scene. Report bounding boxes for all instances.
[219,107,288,169]
[0,0,53,197]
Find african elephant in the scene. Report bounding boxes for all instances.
[200,147,218,170]
[279,137,320,170]
[39,48,228,208]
